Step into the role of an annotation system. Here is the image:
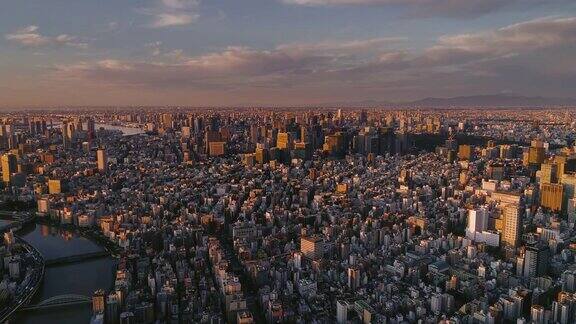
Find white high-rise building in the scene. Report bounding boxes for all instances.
[466,207,488,240]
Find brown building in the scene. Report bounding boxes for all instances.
[323,132,346,156]
[277,132,293,150]
[48,179,63,194]
[1,153,17,184]
[93,289,106,314]
[205,130,222,154]
[97,147,107,172]
[528,146,545,165]
[300,235,324,260]
[502,205,521,247]
[458,144,472,161]
[209,142,226,157]
[255,147,269,164]
[540,162,557,184]
[540,183,563,212]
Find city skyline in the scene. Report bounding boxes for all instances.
[1,0,576,107]
[2,108,576,324]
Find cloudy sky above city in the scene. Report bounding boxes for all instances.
[1,0,576,107]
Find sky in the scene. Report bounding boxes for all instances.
[1,0,576,107]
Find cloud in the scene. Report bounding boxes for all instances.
[52,38,400,86]
[277,37,405,56]
[48,16,576,101]
[51,46,330,88]
[143,0,200,28]
[146,41,163,56]
[282,0,564,18]
[5,25,88,49]
[150,13,198,27]
[161,0,200,9]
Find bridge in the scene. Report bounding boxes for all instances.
[45,250,111,266]
[18,294,92,311]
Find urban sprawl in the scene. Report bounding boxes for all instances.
[1,107,576,324]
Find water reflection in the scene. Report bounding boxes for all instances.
[12,224,116,324]
[19,223,101,259]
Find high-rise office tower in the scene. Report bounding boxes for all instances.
[300,236,324,260]
[276,132,293,150]
[204,129,221,154]
[255,147,269,165]
[1,153,17,184]
[502,205,521,247]
[540,162,558,184]
[347,266,361,291]
[249,124,259,144]
[87,118,96,141]
[62,120,75,148]
[540,183,563,212]
[528,141,546,166]
[530,305,546,324]
[523,244,550,278]
[466,207,488,240]
[561,173,576,214]
[97,148,108,172]
[358,110,368,125]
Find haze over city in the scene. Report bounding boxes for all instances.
[2,1,576,324]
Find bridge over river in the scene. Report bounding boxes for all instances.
[44,250,111,266]
[18,294,92,311]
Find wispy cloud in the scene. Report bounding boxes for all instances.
[282,0,565,18]
[48,16,576,101]
[142,0,200,28]
[5,25,88,49]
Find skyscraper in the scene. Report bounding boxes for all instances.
[540,162,558,184]
[347,266,361,291]
[523,244,550,278]
[502,205,521,247]
[561,173,576,214]
[466,207,488,240]
[1,153,17,184]
[97,148,108,172]
[276,132,293,150]
[300,236,324,260]
[87,118,96,141]
[540,183,563,212]
[528,142,546,166]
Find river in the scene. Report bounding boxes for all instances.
[10,223,116,324]
[5,123,136,323]
[51,122,144,137]
[95,123,144,136]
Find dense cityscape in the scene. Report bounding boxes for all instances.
[0,107,575,323]
[2,0,576,322]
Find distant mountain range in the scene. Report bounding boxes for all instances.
[407,94,576,107]
[321,94,576,108]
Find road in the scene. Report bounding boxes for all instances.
[0,236,45,323]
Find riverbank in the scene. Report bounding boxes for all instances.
[12,222,117,324]
[34,217,122,256]
[0,237,44,323]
